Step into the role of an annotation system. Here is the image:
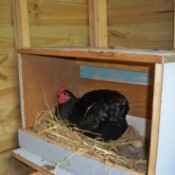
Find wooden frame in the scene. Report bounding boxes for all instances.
[12,48,175,175]
[88,0,108,47]
[12,0,175,175]
[13,0,30,48]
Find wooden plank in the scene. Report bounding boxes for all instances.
[28,0,87,26]
[155,63,175,174]
[0,54,18,68]
[88,0,95,47]
[0,150,11,159]
[0,0,13,25]
[12,148,76,175]
[0,157,10,175]
[0,53,18,81]
[17,48,173,64]
[80,66,152,85]
[12,150,53,175]
[13,0,30,48]
[0,0,15,54]
[0,27,15,54]
[76,60,154,73]
[30,26,88,48]
[28,0,88,48]
[88,0,108,47]
[0,53,20,153]
[108,0,173,49]
[147,64,163,175]
[0,133,18,153]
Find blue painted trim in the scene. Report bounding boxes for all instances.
[80,66,151,85]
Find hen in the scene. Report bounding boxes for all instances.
[56,86,129,141]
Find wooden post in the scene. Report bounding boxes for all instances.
[88,0,108,48]
[13,0,30,48]
[147,64,163,175]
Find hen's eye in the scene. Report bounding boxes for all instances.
[63,91,67,95]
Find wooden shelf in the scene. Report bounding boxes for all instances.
[17,48,175,64]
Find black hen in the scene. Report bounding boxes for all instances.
[56,86,129,141]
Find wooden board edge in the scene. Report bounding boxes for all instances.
[18,129,145,175]
[18,54,26,128]
[17,48,163,64]
[12,150,53,175]
[147,64,163,175]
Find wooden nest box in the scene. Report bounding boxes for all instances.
[12,0,175,175]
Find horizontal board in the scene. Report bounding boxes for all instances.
[0,54,18,68]
[0,132,18,153]
[18,130,142,175]
[107,0,173,49]
[30,26,88,47]
[13,148,75,175]
[80,66,152,85]
[0,158,10,175]
[28,0,88,48]
[0,67,18,82]
[0,0,13,25]
[0,26,15,54]
[28,0,87,26]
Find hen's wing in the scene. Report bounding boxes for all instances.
[78,96,129,131]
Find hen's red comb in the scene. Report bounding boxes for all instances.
[57,86,67,95]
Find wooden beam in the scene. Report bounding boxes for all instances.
[147,64,163,175]
[13,0,30,48]
[17,48,168,64]
[88,0,108,47]
[0,150,12,159]
[12,150,53,175]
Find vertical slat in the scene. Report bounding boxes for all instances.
[88,0,95,47]
[147,64,163,175]
[13,0,30,48]
[88,0,108,47]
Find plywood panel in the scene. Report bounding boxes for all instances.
[108,0,174,49]
[20,54,80,127]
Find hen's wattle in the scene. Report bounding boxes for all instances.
[56,87,129,141]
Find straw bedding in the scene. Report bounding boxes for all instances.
[33,109,148,174]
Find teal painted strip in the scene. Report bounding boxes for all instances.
[80,66,151,85]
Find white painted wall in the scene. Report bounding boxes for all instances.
[156,63,175,175]
[127,115,151,137]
